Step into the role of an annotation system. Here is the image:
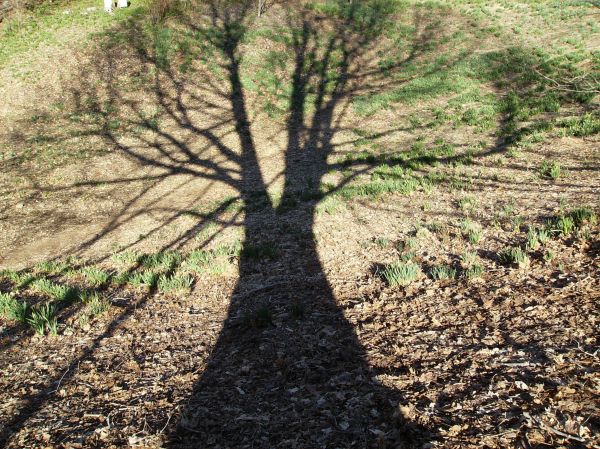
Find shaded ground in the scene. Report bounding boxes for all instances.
[0,0,599,448]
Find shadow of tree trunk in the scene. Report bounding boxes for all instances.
[167,1,427,447]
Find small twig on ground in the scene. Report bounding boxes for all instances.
[533,68,600,94]
[52,364,71,393]
[523,412,587,443]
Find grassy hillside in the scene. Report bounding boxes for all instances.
[0,0,598,448]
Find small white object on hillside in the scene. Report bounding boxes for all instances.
[104,0,127,12]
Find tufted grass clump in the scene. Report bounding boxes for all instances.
[526,228,540,250]
[1,270,36,289]
[139,251,183,273]
[498,246,530,268]
[79,267,111,287]
[546,207,596,237]
[431,264,456,281]
[81,291,111,317]
[381,261,421,287]
[538,160,561,180]
[30,278,78,303]
[157,273,194,293]
[28,302,58,336]
[183,249,217,273]
[461,250,478,266]
[128,271,159,289]
[465,264,484,280]
[569,207,597,227]
[0,292,29,323]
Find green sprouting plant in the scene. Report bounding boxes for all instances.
[526,228,540,250]
[569,207,597,227]
[1,270,36,289]
[381,261,421,287]
[27,303,57,336]
[555,215,575,235]
[139,251,182,273]
[458,196,477,213]
[30,278,77,302]
[468,230,482,244]
[157,274,194,293]
[498,247,530,268]
[431,265,456,281]
[374,237,390,248]
[111,251,139,266]
[460,219,474,233]
[184,249,216,272]
[537,228,550,244]
[400,252,416,263]
[461,250,477,266]
[559,113,600,137]
[0,293,28,323]
[427,222,443,233]
[511,215,524,232]
[112,271,130,285]
[539,160,561,180]
[35,261,68,275]
[81,292,110,317]
[465,264,484,280]
[546,208,596,236]
[404,237,418,250]
[128,271,159,289]
[578,227,592,241]
[79,267,110,287]
[544,250,555,262]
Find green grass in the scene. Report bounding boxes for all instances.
[34,260,69,275]
[498,246,530,268]
[111,251,139,266]
[381,260,421,287]
[128,270,159,289]
[27,302,57,335]
[0,0,146,67]
[461,250,477,266]
[30,278,78,302]
[0,270,36,289]
[334,176,422,201]
[558,113,600,137]
[538,160,561,180]
[430,264,456,281]
[316,196,346,215]
[139,251,182,273]
[465,264,484,280]
[526,228,540,250]
[80,291,110,317]
[0,292,29,323]
[374,237,391,248]
[157,273,194,293]
[79,267,110,287]
[569,207,597,227]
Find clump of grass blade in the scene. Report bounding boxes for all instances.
[381,261,421,287]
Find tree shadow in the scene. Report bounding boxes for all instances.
[163,1,433,446]
[1,0,450,446]
[4,0,596,447]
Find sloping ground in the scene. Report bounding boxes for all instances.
[0,210,598,448]
[0,0,599,448]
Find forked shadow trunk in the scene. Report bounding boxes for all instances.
[167,2,423,447]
